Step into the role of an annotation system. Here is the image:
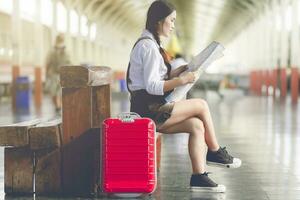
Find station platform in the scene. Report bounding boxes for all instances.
[0,90,300,200]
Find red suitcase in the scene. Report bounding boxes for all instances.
[102,112,157,197]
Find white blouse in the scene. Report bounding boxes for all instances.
[128,29,168,95]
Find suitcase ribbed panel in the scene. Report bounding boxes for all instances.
[102,118,156,194]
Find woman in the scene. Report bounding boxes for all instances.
[127,0,241,193]
[45,34,71,112]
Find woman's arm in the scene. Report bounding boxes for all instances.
[163,71,195,92]
[170,65,188,79]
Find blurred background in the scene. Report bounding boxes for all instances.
[1,0,300,199]
[0,0,299,108]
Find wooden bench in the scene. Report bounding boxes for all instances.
[0,65,112,197]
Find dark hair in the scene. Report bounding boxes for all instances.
[146,0,175,46]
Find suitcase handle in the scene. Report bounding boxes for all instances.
[118,112,141,122]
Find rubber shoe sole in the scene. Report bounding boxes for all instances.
[207,158,242,168]
[190,184,226,193]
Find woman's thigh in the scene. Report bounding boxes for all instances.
[159,117,204,135]
[159,98,206,131]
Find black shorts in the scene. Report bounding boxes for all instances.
[130,90,174,130]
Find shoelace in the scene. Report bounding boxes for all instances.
[202,172,212,176]
[201,172,217,186]
[220,147,233,160]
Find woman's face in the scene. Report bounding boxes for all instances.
[158,10,176,38]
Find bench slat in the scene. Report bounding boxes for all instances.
[29,119,62,150]
[0,119,41,147]
[29,117,62,150]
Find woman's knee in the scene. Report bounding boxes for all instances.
[194,98,209,113]
[189,118,205,135]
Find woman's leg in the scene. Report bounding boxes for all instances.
[52,95,61,110]
[56,95,62,109]
[159,117,206,174]
[159,99,219,151]
[52,96,56,107]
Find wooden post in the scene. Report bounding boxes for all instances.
[60,65,111,196]
[272,69,278,98]
[291,67,299,103]
[256,71,262,95]
[250,71,256,94]
[280,68,287,98]
[60,65,111,144]
[61,87,92,144]
[12,65,20,110]
[34,67,43,108]
[262,70,268,96]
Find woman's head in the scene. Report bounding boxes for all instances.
[146,0,176,44]
[55,33,65,48]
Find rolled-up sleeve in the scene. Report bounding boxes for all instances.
[141,44,165,95]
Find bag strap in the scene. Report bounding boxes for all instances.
[126,36,153,95]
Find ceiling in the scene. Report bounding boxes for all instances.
[61,0,269,56]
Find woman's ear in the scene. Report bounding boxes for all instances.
[157,21,164,32]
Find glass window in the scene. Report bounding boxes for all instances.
[81,15,89,37]
[57,1,67,32]
[90,23,97,41]
[0,47,4,56]
[41,0,53,26]
[276,13,281,31]
[70,9,79,35]
[20,0,36,21]
[0,0,13,14]
[285,5,292,31]
[298,0,300,25]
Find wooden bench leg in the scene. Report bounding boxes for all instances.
[5,147,34,195]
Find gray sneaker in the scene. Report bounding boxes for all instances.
[190,173,226,193]
[207,147,242,168]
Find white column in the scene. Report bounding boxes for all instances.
[35,0,43,66]
[270,1,277,69]
[280,0,289,67]
[52,0,57,45]
[265,8,272,69]
[275,0,281,68]
[291,0,300,66]
[257,18,263,68]
[12,0,21,66]
[65,3,71,56]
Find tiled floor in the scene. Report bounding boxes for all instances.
[1,90,300,200]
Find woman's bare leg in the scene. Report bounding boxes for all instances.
[160,99,219,151]
[56,96,62,109]
[159,117,206,174]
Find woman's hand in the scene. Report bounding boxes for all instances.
[179,71,196,85]
[170,64,188,79]
[164,71,198,92]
